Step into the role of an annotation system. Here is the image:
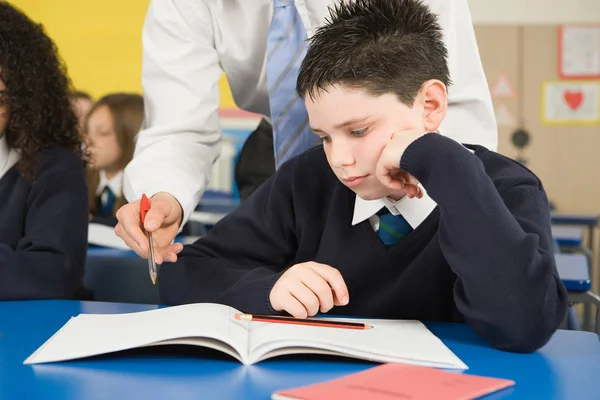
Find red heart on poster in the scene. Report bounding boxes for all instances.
[564,91,584,110]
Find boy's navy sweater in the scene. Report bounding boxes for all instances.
[0,147,89,299]
[160,133,568,353]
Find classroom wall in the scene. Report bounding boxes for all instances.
[13,0,598,106]
[474,25,599,214]
[10,0,147,99]
[9,0,237,107]
[468,0,600,24]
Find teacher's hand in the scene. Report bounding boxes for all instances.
[115,192,184,264]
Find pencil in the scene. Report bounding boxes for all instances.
[234,313,373,330]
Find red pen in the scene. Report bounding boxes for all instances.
[140,194,157,284]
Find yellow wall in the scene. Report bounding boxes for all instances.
[10,0,236,107]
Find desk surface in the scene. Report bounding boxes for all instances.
[552,225,585,247]
[190,190,240,225]
[551,213,600,227]
[1,301,599,400]
[555,253,591,291]
[87,246,137,258]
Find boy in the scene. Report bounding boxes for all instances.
[160,0,567,353]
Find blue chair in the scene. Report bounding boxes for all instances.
[555,252,600,334]
[552,225,597,331]
[84,247,162,305]
[83,237,199,305]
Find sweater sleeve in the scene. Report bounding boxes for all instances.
[159,159,300,313]
[0,149,89,300]
[401,133,568,353]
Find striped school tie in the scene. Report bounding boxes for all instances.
[266,0,316,169]
[377,209,413,246]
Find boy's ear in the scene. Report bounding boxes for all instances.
[420,80,447,132]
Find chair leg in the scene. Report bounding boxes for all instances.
[568,291,600,334]
[566,307,580,330]
[582,248,595,331]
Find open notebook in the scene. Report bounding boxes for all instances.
[24,303,467,369]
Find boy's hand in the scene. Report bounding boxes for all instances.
[375,129,428,198]
[270,262,349,319]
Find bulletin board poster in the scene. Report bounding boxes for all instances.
[558,25,600,79]
[541,81,600,125]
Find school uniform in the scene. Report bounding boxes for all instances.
[0,135,89,300]
[159,133,568,353]
[90,170,123,227]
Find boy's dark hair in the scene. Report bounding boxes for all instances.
[0,1,84,180]
[297,0,451,105]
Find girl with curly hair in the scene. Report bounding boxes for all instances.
[0,1,89,300]
[86,93,144,226]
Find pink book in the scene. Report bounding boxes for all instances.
[272,363,515,400]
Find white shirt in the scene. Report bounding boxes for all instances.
[124,0,497,225]
[95,170,124,198]
[0,134,19,181]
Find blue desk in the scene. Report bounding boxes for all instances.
[189,191,240,226]
[85,236,201,305]
[551,213,599,288]
[551,213,600,228]
[552,225,585,248]
[87,246,137,258]
[555,253,597,332]
[1,300,599,399]
[84,248,159,304]
[555,253,591,291]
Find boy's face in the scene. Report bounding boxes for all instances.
[305,85,425,200]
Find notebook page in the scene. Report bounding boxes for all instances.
[248,318,466,369]
[24,303,249,364]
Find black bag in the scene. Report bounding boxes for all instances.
[234,118,276,202]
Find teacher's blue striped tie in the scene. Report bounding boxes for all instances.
[266,0,315,169]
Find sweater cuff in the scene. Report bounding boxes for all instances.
[260,272,283,314]
[235,270,285,315]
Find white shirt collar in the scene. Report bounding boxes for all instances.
[352,186,438,229]
[0,135,19,180]
[95,169,124,197]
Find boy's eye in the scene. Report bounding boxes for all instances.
[319,136,331,143]
[350,127,369,137]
